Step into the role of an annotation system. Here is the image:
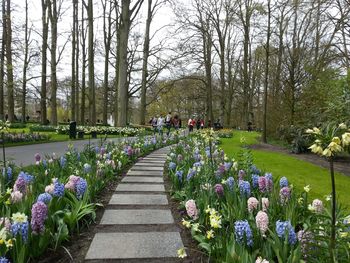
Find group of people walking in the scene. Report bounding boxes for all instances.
[149,112,181,135]
[187,117,205,132]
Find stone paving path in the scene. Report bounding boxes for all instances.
[85,147,184,262]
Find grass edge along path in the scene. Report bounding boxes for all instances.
[220,131,350,210]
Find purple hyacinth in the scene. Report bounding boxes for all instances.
[276,220,297,245]
[238,170,246,180]
[31,201,48,234]
[239,180,251,197]
[35,153,41,162]
[265,173,273,191]
[175,170,183,182]
[37,193,52,204]
[214,184,224,196]
[169,162,176,170]
[14,176,27,194]
[76,178,88,198]
[53,180,65,197]
[279,177,289,188]
[11,221,29,242]
[234,220,253,246]
[280,187,291,204]
[0,257,10,263]
[226,177,235,190]
[100,147,106,155]
[252,174,259,188]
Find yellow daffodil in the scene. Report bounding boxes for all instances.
[182,219,191,228]
[309,144,323,155]
[332,137,341,145]
[206,230,215,239]
[5,238,13,248]
[6,188,12,194]
[342,133,350,146]
[322,148,332,157]
[312,127,321,134]
[325,195,332,201]
[304,185,311,193]
[340,232,349,238]
[177,248,187,258]
[11,212,27,223]
[339,123,347,130]
[209,214,222,229]
[192,223,201,232]
[0,239,4,245]
[306,128,314,134]
[327,142,342,153]
[298,197,304,205]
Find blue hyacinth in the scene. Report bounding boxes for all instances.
[276,220,297,245]
[239,180,251,197]
[2,167,12,181]
[37,193,52,204]
[279,177,289,188]
[77,152,81,161]
[76,178,88,198]
[0,257,10,263]
[193,162,202,168]
[60,156,66,167]
[53,180,65,197]
[186,168,196,181]
[168,162,176,170]
[175,170,183,182]
[224,162,232,171]
[265,173,273,181]
[226,177,235,190]
[234,220,253,246]
[250,165,261,175]
[252,174,259,188]
[18,171,34,183]
[11,221,29,242]
[83,163,92,173]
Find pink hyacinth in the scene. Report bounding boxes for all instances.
[34,153,41,162]
[258,176,266,192]
[0,217,11,231]
[261,198,269,211]
[31,201,48,234]
[185,199,198,220]
[11,190,23,203]
[255,211,269,235]
[247,197,259,213]
[312,199,324,213]
[65,175,80,190]
[214,184,224,196]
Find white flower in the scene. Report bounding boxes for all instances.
[304,185,311,193]
[11,212,28,223]
[177,248,187,258]
[342,133,350,146]
[339,123,347,130]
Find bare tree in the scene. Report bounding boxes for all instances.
[0,0,6,120]
[5,0,14,122]
[41,0,49,124]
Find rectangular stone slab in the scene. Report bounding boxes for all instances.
[100,209,174,224]
[131,166,164,171]
[85,232,183,259]
[122,176,164,183]
[134,162,165,167]
[116,183,165,192]
[109,194,168,205]
[127,170,163,176]
[147,155,167,158]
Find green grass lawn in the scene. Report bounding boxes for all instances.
[220,131,350,210]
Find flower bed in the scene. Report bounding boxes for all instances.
[0,133,179,262]
[2,133,50,143]
[166,130,350,262]
[216,129,234,138]
[55,125,144,136]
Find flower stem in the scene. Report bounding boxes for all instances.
[329,157,336,262]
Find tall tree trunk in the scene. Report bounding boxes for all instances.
[114,2,120,127]
[262,0,271,143]
[139,0,152,125]
[87,0,95,125]
[49,0,58,125]
[0,0,5,120]
[5,0,14,122]
[117,0,131,127]
[75,0,80,123]
[41,0,49,124]
[102,0,113,125]
[204,31,213,124]
[71,0,77,121]
[21,0,30,123]
[80,0,86,124]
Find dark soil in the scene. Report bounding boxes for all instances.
[250,143,350,176]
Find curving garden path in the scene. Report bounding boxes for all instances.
[84,146,184,262]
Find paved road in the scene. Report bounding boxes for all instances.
[2,137,135,167]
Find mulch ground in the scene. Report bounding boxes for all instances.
[250,143,350,177]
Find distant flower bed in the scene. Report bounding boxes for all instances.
[166,130,350,262]
[0,133,180,262]
[2,132,50,143]
[29,125,57,133]
[56,125,144,136]
[216,129,233,138]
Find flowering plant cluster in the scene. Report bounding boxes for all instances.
[56,125,145,136]
[0,133,179,262]
[167,130,350,262]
